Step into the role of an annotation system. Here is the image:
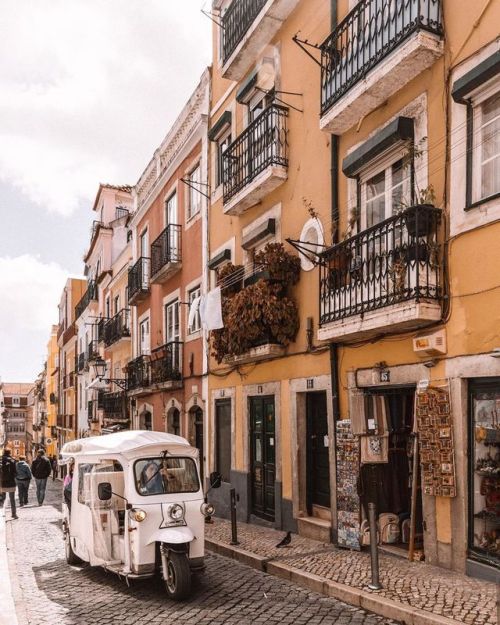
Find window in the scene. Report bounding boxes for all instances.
[114,295,120,315]
[187,164,201,219]
[165,192,177,226]
[105,296,111,319]
[361,158,411,229]
[188,286,201,334]
[139,318,150,355]
[140,229,149,258]
[473,91,500,203]
[215,399,231,482]
[165,192,180,255]
[134,457,200,496]
[217,130,232,187]
[468,379,500,568]
[165,300,180,344]
[13,396,20,406]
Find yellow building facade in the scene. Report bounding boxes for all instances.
[45,325,59,457]
[207,0,500,581]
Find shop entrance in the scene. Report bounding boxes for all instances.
[359,387,423,556]
[250,396,276,521]
[306,391,330,514]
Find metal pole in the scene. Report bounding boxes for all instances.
[408,433,419,562]
[230,488,239,545]
[367,502,382,590]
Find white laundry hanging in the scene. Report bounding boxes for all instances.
[188,296,201,329]
[200,287,224,330]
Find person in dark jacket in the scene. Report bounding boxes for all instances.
[16,456,32,506]
[31,449,52,505]
[51,456,59,481]
[0,449,18,519]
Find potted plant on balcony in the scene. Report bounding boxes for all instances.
[250,242,301,290]
[404,185,438,238]
[211,280,300,364]
[217,262,244,295]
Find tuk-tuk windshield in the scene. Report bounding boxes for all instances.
[134,457,200,496]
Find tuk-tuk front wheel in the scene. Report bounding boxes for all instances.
[163,551,191,600]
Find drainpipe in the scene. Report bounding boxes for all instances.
[329,0,341,544]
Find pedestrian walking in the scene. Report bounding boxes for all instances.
[31,449,52,505]
[51,455,59,481]
[15,455,32,506]
[0,448,18,519]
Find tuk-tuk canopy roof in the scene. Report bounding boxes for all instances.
[61,430,196,460]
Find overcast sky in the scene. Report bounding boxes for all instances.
[0,0,212,382]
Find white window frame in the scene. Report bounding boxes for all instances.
[12,396,20,406]
[471,83,500,204]
[187,286,202,335]
[216,128,232,188]
[138,316,150,356]
[165,299,180,345]
[187,164,202,220]
[358,147,412,231]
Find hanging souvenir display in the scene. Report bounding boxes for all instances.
[415,386,456,497]
[336,420,361,550]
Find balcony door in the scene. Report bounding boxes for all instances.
[165,300,180,371]
[139,318,150,356]
[250,396,275,521]
[165,192,179,260]
[248,90,275,179]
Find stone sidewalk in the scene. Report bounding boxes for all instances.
[205,518,499,625]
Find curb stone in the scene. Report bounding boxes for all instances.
[206,537,466,625]
[0,511,19,625]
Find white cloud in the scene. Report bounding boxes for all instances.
[0,255,70,381]
[0,0,212,215]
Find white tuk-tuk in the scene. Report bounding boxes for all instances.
[60,430,220,600]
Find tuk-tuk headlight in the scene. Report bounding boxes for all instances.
[201,502,215,517]
[168,503,184,521]
[131,508,147,522]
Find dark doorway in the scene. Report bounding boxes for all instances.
[215,399,231,482]
[192,407,204,483]
[250,396,275,521]
[306,391,330,514]
[140,410,152,431]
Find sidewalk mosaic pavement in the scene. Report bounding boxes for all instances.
[205,518,499,625]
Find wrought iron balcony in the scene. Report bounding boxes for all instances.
[319,205,442,340]
[150,224,182,283]
[102,308,131,347]
[97,317,106,343]
[75,280,98,320]
[222,0,267,64]
[100,391,128,421]
[222,104,288,214]
[87,340,99,363]
[127,341,182,392]
[128,257,150,305]
[320,0,443,132]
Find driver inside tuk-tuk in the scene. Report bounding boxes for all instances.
[139,460,185,495]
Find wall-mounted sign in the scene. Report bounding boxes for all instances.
[380,370,390,383]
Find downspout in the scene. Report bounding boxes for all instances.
[329,0,341,543]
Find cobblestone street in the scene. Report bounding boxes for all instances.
[3,480,400,625]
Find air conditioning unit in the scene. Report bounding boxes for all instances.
[413,330,447,356]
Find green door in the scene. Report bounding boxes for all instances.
[250,396,275,521]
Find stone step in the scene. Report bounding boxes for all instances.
[297,516,331,543]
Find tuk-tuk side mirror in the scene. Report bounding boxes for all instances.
[209,472,222,489]
[98,482,113,501]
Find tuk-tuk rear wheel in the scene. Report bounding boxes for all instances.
[164,551,191,600]
[64,533,82,566]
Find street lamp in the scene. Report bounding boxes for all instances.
[92,357,128,390]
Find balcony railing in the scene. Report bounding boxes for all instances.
[151,225,182,278]
[75,280,98,320]
[100,391,127,420]
[319,205,441,325]
[128,257,150,304]
[222,0,267,63]
[127,341,182,391]
[87,340,99,363]
[223,104,288,204]
[320,0,443,115]
[103,309,131,347]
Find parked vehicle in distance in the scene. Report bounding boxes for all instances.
[60,430,221,600]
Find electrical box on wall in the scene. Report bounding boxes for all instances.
[413,330,447,356]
